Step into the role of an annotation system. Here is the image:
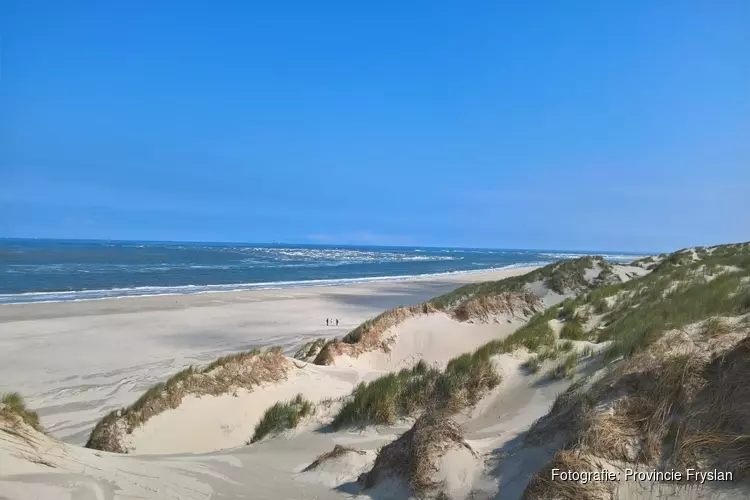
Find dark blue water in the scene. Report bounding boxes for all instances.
[0,239,646,304]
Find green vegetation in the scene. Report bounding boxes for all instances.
[429,256,610,310]
[527,334,750,499]
[522,244,750,498]
[559,339,575,352]
[601,271,750,360]
[463,243,749,388]
[560,320,585,340]
[360,412,470,496]
[632,255,656,268]
[441,350,502,409]
[546,353,580,380]
[342,311,388,344]
[0,392,43,432]
[581,345,595,358]
[651,249,695,273]
[483,308,558,355]
[202,348,261,373]
[505,242,750,363]
[591,296,608,313]
[294,338,327,360]
[249,394,314,443]
[557,300,577,321]
[535,346,559,363]
[702,317,731,338]
[331,350,501,429]
[522,356,543,373]
[332,360,441,429]
[165,366,196,389]
[522,341,577,373]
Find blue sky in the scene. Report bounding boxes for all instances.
[2,1,748,252]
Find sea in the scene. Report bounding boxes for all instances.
[0,239,648,305]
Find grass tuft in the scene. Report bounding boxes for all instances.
[702,317,731,338]
[360,411,474,496]
[547,352,580,380]
[302,444,364,472]
[202,348,261,373]
[591,296,609,313]
[250,394,314,443]
[294,338,327,360]
[332,350,501,429]
[331,360,441,429]
[560,320,585,341]
[522,355,543,373]
[524,450,613,500]
[559,340,575,352]
[0,392,43,432]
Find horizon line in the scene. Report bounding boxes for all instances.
[0,236,656,255]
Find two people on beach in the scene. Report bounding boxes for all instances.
[326,318,339,326]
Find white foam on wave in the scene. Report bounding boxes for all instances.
[240,247,462,263]
[538,252,649,262]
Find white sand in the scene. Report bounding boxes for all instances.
[125,362,383,455]
[0,266,536,445]
[296,448,377,489]
[0,413,371,500]
[332,311,526,372]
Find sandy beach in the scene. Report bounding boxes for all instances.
[0,266,536,445]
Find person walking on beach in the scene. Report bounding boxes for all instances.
[326,318,329,326]
[336,318,339,326]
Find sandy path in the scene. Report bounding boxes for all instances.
[0,266,536,445]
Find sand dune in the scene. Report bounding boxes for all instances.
[125,362,375,454]
[329,312,526,372]
[97,300,535,455]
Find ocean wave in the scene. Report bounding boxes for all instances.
[2,251,462,276]
[225,247,461,263]
[0,263,542,305]
[538,252,648,262]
